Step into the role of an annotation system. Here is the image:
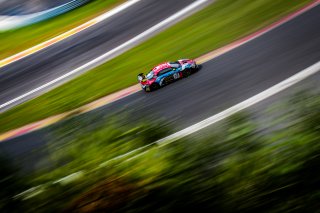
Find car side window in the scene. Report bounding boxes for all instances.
[158,68,172,76]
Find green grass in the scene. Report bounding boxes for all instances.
[0,0,313,133]
[0,0,125,59]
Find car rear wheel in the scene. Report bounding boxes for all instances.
[151,83,159,91]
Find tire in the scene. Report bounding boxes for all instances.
[160,78,168,87]
[150,83,160,91]
[182,68,192,78]
[143,86,151,92]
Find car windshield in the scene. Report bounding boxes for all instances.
[146,71,154,80]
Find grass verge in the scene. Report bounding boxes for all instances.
[0,0,313,133]
[0,0,125,59]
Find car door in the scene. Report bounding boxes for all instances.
[158,68,174,86]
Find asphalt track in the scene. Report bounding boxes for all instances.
[0,4,320,171]
[93,3,320,131]
[0,0,200,110]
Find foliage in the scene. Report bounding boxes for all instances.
[3,90,320,212]
[0,157,29,213]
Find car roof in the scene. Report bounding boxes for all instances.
[151,62,172,75]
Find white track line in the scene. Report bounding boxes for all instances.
[0,0,209,110]
[0,0,142,67]
[156,61,320,146]
[94,0,140,22]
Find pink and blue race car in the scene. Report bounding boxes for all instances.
[137,59,199,91]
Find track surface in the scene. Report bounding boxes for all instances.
[0,0,197,110]
[94,4,320,131]
[0,5,320,171]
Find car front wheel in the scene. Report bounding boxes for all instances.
[182,68,192,77]
[150,83,159,91]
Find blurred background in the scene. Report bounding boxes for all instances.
[0,0,319,212]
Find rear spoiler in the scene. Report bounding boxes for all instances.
[137,73,146,82]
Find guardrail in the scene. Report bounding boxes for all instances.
[0,0,90,31]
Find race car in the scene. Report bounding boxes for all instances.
[137,59,199,92]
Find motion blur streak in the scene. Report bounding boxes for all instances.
[0,0,142,68]
[0,0,209,111]
[2,0,319,169]
[0,0,318,141]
